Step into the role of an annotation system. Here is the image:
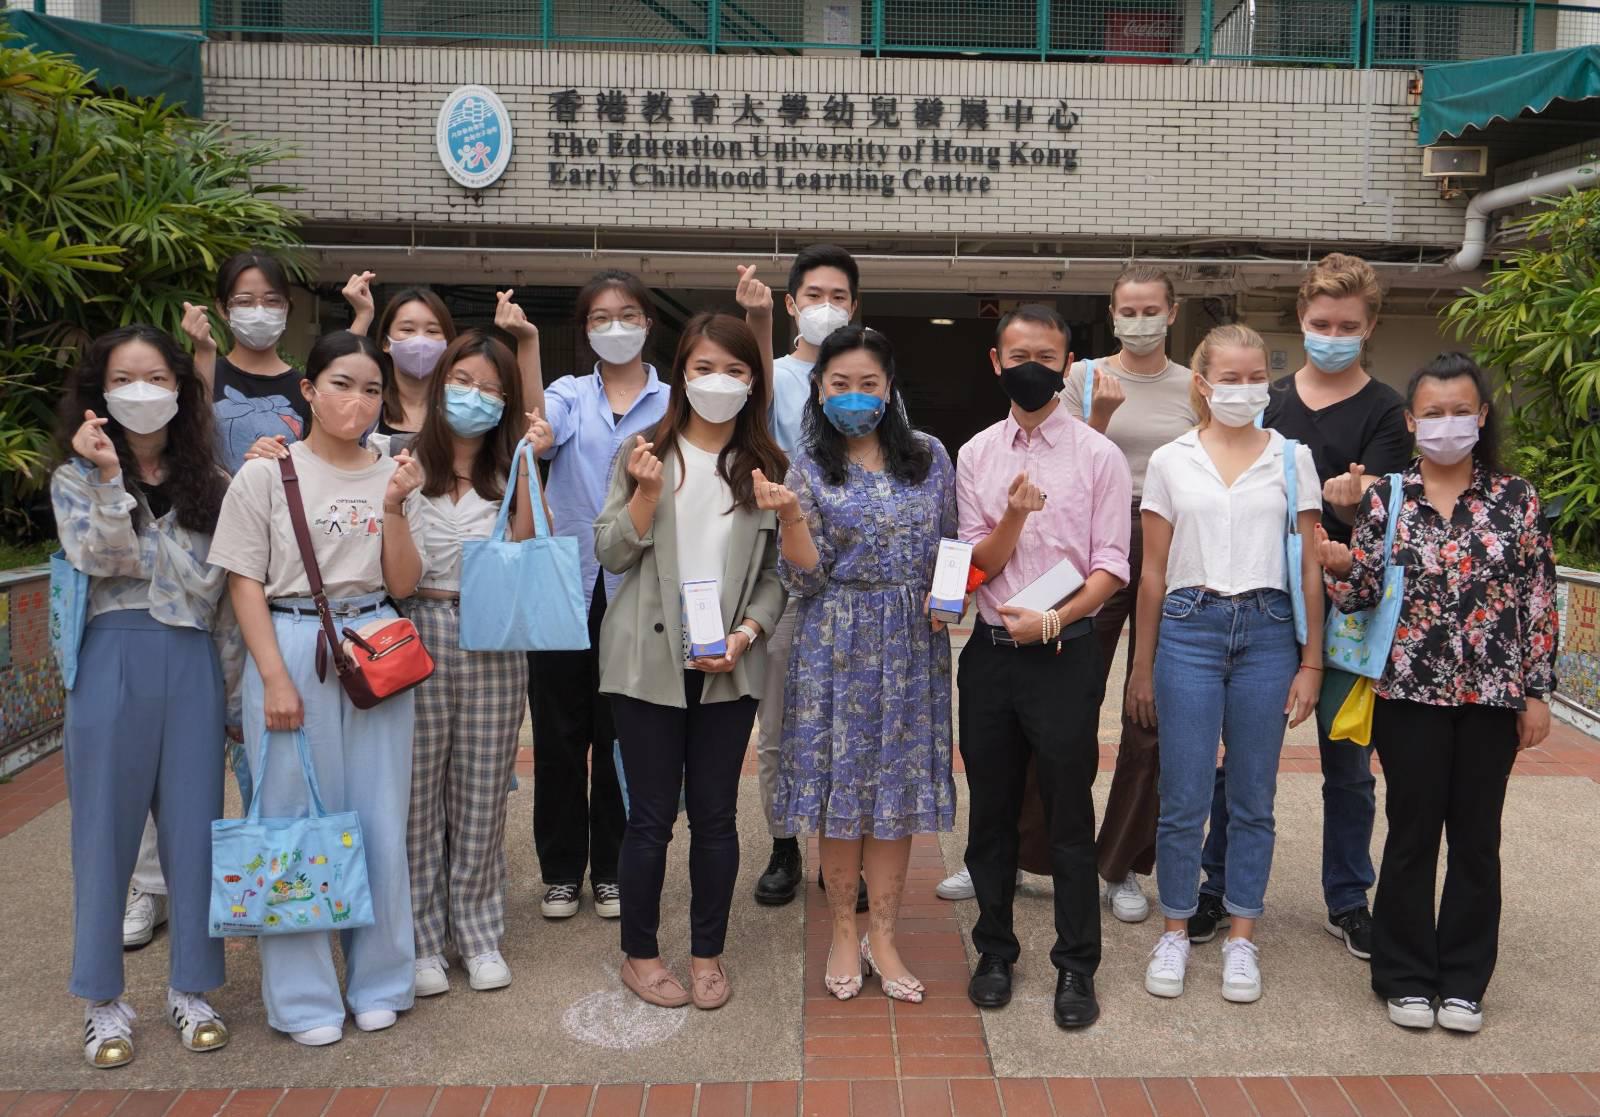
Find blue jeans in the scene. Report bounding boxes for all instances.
[1154,589,1298,921]
[1200,671,1377,918]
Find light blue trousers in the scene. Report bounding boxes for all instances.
[242,595,416,1034]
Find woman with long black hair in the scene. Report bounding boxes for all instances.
[52,325,237,1067]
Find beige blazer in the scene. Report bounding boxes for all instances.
[593,447,787,708]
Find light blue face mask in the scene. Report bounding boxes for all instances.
[821,391,888,437]
[1303,332,1364,374]
[443,384,505,437]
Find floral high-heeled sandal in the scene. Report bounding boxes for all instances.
[860,934,925,1003]
[824,943,867,1000]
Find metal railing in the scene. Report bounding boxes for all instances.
[20,0,1600,65]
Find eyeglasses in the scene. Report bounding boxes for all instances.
[228,295,289,311]
[446,371,505,401]
[586,309,646,330]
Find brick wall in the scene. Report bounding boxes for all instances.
[203,43,1465,248]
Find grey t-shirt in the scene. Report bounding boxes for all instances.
[1062,357,1198,499]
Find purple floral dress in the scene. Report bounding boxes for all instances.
[776,435,958,840]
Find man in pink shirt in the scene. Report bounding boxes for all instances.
[955,304,1132,1029]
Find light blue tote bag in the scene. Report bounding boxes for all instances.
[459,439,590,652]
[1282,440,1309,645]
[210,730,375,938]
[48,550,90,690]
[1323,474,1406,679]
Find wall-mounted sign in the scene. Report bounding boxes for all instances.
[437,85,513,190]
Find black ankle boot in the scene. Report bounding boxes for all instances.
[754,838,802,905]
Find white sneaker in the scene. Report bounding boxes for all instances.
[291,1026,342,1047]
[935,867,1026,901]
[354,1009,396,1032]
[1437,998,1483,1033]
[83,999,135,1068]
[1106,873,1151,923]
[466,950,512,991]
[414,954,449,997]
[1387,996,1436,1029]
[1144,931,1190,998]
[122,888,167,949]
[1220,937,1262,1003]
[167,989,228,1052]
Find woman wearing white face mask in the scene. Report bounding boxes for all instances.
[52,325,239,1067]
[375,288,458,442]
[594,312,788,1009]
[1318,353,1556,1035]
[523,270,672,922]
[1126,324,1323,1006]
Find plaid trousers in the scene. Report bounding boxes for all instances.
[405,598,527,959]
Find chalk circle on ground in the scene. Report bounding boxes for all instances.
[561,989,689,1050]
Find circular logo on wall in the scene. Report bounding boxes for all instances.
[436,85,512,190]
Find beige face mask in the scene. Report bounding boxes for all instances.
[1113,315,1169,356]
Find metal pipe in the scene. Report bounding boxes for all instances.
[1445,163,1599,272]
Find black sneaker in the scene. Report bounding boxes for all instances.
[540,882,580,919]
[1325,906,1374,960]
[1187,893,1230,944]
[754,839,802,906]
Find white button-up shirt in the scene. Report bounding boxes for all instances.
[405,486,501,593]
[1141,428,1321,595]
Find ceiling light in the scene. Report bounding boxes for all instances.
[930,317,954,325]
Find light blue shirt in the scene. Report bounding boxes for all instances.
[541,364,670,606]
[769,353,815,456]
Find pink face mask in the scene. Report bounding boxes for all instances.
[1414,414,1480,466]
[309,387,382,441]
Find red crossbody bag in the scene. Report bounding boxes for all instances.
[277,455,433,709]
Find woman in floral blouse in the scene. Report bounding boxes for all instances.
[759,325,958,1004]
[1317,352,1557,1037]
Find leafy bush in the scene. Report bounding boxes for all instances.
[0,34,303,539]
[1444,181,1600,568]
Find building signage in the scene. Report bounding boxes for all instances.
[437,85,513,190]
[540,89,1082,197]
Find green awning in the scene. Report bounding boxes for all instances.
[1419,45,1600,146]
[1,10,203,114]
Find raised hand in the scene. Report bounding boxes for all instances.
[1313,523,1353,576]
[628,435,664,502]
[524,407,553,454]
[752,467,800,518]
[71,410,120,476]
[1089,367,1126,421]
[1323,462,1369,509]
[735,264,773,316]
[342,271,377,318]
[496,288,539,340]
[385,448,424,508]
[242,434,290,463]
[1006,471,1047,517]
[181,301,216,353]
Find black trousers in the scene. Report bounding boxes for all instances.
[528,572,624,886]
[611,672,758,959]
[958,624,1104,975]
[1370,696,1518,1003]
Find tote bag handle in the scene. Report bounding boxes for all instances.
[1283,439,1301,537]
[246,729,330,822]
[489,438,552,544]
[1379,472,1404,562]
[1081,359,1095,421]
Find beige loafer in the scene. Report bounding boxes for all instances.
[620,958,691,1008]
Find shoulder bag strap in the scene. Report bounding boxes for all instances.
[1081,359,1095,421]
[1379,472,1405,566]
[276,454,345,683]
[1283,439,1300,536]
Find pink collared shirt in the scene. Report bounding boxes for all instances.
[956,402,1133,626]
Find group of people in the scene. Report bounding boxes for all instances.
[54,242,1557,1070]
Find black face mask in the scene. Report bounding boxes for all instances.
[1000,361,1064,413]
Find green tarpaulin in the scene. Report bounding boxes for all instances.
[2,10,203,114]
[1419,45,1600,146]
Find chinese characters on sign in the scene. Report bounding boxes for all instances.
[540,88,1082,197]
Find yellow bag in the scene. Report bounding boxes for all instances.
[1329,676,1376,747]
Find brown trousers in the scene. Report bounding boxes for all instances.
[1017,503,1157,880]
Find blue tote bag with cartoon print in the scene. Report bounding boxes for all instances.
[48,550,90,689]
[1323,474,1406,680]
[210,730,374,937]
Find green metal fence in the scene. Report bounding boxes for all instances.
[29,0,1600,64]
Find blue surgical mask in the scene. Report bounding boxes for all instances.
[443,384,505,437]
[822,391,887,437]
[1303,332,1364,374]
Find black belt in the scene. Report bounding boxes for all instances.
[975,617,1092,648]
[269,599,388,618]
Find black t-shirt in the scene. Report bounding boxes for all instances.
[1264,373,1412,544]
[137,480,171,520]
[211,355,309,474]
